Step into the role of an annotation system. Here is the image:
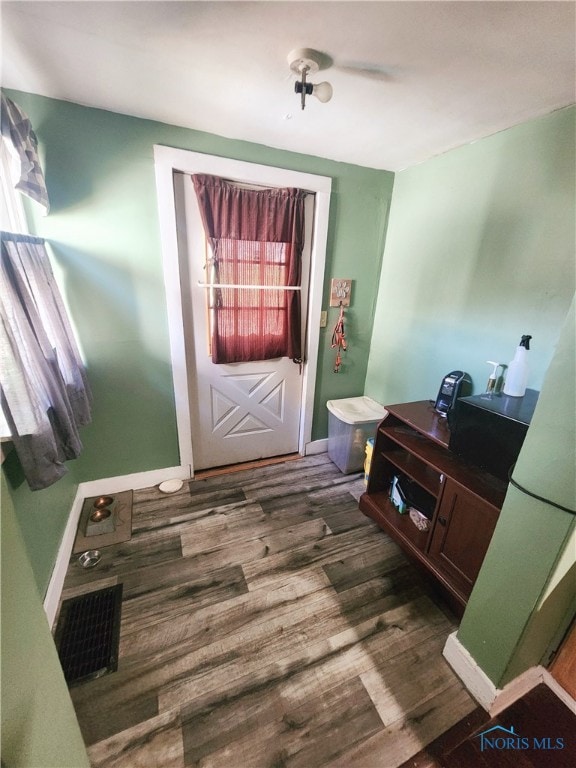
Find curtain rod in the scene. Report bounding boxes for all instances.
[1,231,45,245]
[198,281,301,291]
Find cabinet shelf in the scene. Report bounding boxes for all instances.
[379,424,506,509]
[380,424,451,469]
[361,492,431,554]
[381,449,441,498]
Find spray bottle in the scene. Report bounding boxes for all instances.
[503,335,532,397]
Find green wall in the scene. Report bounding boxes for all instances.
[1,450,79,596]
[1,473,90,768]
[458,296,575,686]
[2,88,393,600]
[365,106,575,404]
[10,89,394,472]
[363,105,575,687]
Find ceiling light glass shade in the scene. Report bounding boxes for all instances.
[313,81,333,103]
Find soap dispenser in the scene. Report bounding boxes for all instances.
[485,361,502,394]
[503,335,532,397]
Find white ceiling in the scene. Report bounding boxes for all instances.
[2,1,575,171]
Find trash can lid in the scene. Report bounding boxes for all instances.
[326,396,387,425]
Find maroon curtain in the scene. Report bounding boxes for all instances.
[192,174,307,364]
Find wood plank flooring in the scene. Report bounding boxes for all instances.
[59,454,477,768]
[401,683,576,767]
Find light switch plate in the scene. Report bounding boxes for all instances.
[320,311,327,327]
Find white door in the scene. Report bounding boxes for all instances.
[174,172,314,470]
[154,146,331,476]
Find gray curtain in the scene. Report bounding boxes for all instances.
[1,93,50,212]
[1,232,92,489]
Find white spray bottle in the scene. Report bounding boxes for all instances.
[503,335,532,397]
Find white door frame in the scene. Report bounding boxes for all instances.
[153,146,331,475]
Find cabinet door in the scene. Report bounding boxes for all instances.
[428,478,500,599]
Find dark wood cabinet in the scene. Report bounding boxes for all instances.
[359,401,507,615]
[428,477,501,602]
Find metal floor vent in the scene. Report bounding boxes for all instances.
[55,584,123,686]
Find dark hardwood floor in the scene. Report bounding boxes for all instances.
[59,454,478,768]
[401,683,576,768]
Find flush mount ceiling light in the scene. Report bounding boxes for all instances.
[287,48,333,110]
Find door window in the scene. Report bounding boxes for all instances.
[192,174,307,364]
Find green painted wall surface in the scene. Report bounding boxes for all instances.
[1,474,90,768]
[2,450,79,596]
[458,296,575,686]
[363,105,575,687]
[1,88,391,616]
[9,90,394,472]
[504,526,575,683]
[364,106,575,404]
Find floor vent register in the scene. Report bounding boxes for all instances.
[54,584,123,686]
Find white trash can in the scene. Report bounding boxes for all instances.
[326,396,387,473]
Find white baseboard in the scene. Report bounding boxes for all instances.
[79,464,192,497]
[43,464,192,627]
[443,631,498,710]
[488,666,575,715]
[443,631,576,715]
[305,438,328,455]
[43,484,86,628]
[489,666,546,715]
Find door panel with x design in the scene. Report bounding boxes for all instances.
[194,358,300,468]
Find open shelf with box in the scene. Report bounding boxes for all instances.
[360,400,507,616]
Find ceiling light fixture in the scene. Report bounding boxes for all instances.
[287,48,333,110]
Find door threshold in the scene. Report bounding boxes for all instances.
[194,453,301,480]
